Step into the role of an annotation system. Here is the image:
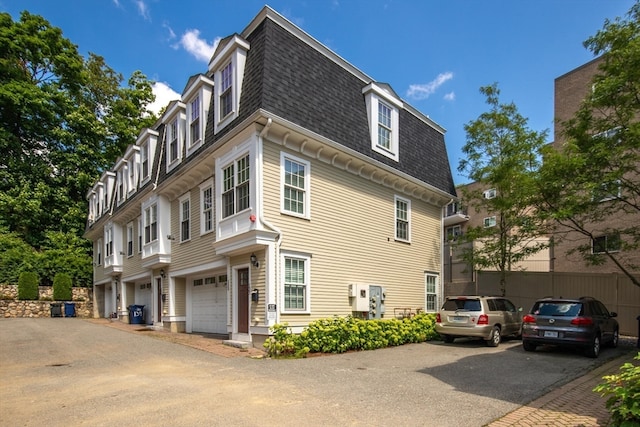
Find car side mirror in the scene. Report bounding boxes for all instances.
[610,312,618,317]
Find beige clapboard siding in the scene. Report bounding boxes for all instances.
[169,183,220,272]
[263,143,442,324]
[173,277,186,317]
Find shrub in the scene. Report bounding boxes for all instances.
[53,273,72,301]
[593,352,640,427]
[264,313,438,358]
[17,272,39,300]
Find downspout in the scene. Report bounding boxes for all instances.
[257,118,283,326]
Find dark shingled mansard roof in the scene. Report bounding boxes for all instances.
[200,9,456,197]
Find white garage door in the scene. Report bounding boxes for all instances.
[135,283,153,325]
[192,279,227,334]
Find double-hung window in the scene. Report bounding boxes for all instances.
[180,195,190,242]
[169,119,178,163]
[141,142,149,180]
[395,196,410,242]
[96,238,102,266]
[222,155,250,218]
[189,97,200,146]
[200,181,213,234]
[137,217,142,253]
[144,204,158,244]
[378,102,392,151]
[220,62,233,119]
[283,254,310,312]
[484,216,497,228]
[425,274,439,312]
[105,226,113,258]
[126,223,134,257]
[282,153,310,218]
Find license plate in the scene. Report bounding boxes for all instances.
[544,331,558,338]
[452,316,466,322]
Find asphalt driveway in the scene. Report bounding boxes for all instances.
[0,318,633,427]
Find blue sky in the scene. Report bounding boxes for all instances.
[2,0,635,184]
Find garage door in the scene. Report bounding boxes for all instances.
[192,278,227,334]
[135,283,153,325]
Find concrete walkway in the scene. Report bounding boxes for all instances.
[487,347,638,427]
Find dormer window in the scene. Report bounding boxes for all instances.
[220,62,233,118]
[209,34,249,134]
[189,96,200,146]
[162,101,186,171]
[169,119,179,162]
[137,129,158,186]
[363,82,402,162]
[141,142,149,180]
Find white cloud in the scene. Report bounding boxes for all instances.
[406,72,454,100]
[147,82,181,116]
[179,29,219,63]
[163,22,176,41]
[135,0,151,21]
[443,91,456,101]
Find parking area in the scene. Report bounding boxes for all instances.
[0,318,635,427]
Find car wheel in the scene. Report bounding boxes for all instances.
[585,334,601,358]
[486,326,501,347]
[609,329,619,348]
[442,334,454,343]
[522,340,536,352]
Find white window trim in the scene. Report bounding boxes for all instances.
[143,203,158,245]
[394,195,411,243]
[484,216,497,228]
[484,188,497,199]
[280,152,311,219]
[280,251,311,314]
[210,35,249,134]
[96,238,103,266]
[363,83,402,162]
[163,102,186,172]
[126,222,134,258]
[425,273,439,313]
[179,193,191,243]
[137,216,142,254]
[199,179,214,235]
[592,234,621,254]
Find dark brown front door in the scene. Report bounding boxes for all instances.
[237,268,249,333]
[157,278,162,323]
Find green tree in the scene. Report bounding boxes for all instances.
[0,11,157,285]
[538,2,640,287]
[0,227,37,284]
[458,84,549,296]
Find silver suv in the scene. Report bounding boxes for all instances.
[435,296,522,347]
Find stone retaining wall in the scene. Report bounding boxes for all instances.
[0,284,93,318]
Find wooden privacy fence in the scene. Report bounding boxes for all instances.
[444,271,640,337]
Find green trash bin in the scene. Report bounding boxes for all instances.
[50,303,63,317]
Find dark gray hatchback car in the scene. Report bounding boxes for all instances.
[521,296,619,358]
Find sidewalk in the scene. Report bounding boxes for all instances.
[487,345,638,427]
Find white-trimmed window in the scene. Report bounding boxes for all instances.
[179,194,190,242]
[220,62,233,119]
[282,253,311,313]
[593,180,621,202]
[446,225,462,242]
[281,153,310,218]
[200,180,214,234]
[222,155,250,218]
[484,188,497,199]
[395,196,411,242]
[363,83,402,162]
[137,217,142,253]
[484,216,497,228]
[592,234,621,254]
[425,274,439,312]
[168,119,179,163]
[128,157,136,193]
[141,142,150,180]
[189,96,200,147]
[116,169,125,204]
[126,223,134,257]
[144,204,158,244]
[96,238,103,266]
[105,226,113,258]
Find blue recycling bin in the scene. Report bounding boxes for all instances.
[128,305,145,325]
[64,302,76,317]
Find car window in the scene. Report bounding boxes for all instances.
[442,299,482,311]
[487,299,498,311]
[534,302,582,316]
[593,301,609,316]
[502,299,516,312]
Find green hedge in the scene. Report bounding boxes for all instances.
[264,313,438,358]
[17,272,39,300]
[53,273,72,301]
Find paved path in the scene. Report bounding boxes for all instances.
[488,348,638,427]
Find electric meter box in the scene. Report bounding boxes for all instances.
[348,283,370,311]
